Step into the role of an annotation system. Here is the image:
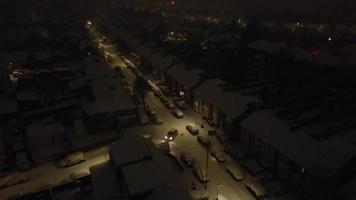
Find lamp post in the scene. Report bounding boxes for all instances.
[216,183,223,200]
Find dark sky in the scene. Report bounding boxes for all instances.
[0,0,355,23]
[126,0,356,22]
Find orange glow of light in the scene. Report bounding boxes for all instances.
[311,49,321,56]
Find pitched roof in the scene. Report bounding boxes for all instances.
[90,161,122,200]
[150,53,176,71]
[166,64,204,87]
[194,79,260,119]
[242,110,356,179]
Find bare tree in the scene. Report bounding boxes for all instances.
[133,75,150,109]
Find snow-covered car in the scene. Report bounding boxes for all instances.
[0,173,28,189]
[197,135,211,146]
[180,152,196,167]
[165,129,179,142]
[210,147,227,162]
[226,163,244,181]
[193,164,209,183]
[172,109,184,118]
[59,151,86,168]
[186,124,199,135]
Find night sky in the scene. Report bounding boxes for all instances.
[0,0,355,22]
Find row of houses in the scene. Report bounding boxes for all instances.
[248,39,356,68]
[0,29,138,166]
[90,133,192,200]
[113,27,356,200]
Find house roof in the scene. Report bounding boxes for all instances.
[166,64,205,88]
[135,43,156,58]
[242,110,356,179]
[82,56,111,80]
[34,51,51,61]
[0,95,18,115]
[122,161,156,196]
[109,135,151,167]
[68,77,88,90]
[150,53,176,71]
[78,39,93,51]
[16,91,39,101]
[115,30,142,49]
[82,56,135,115]
[194,79,260,119]
[84,95,135,115]
[90,161,122,200]
[248,39,283,54]
[10,51,29,63]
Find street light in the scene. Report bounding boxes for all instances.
[216,183,223,200]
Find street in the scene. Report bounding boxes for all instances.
[91,23,258,200]
[0,147,108,199]
[0,22,260,200]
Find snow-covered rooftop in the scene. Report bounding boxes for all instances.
[194,79,259,119]
[115,30,142,49]
[248,39,283,54]
[150,53,176,71]
[10,51,30,63]
[109,135,151,167]
[34,51,51,61]
[90,161,121,200]
[166,64,205,88]
[122,161,156,196]
[242,110,356,178]
[135,43,156,59]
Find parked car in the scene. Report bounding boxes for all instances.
[0,173,28,189]
[226,163,244,181]
[69,170,90,180]
[121,79,130,86]
[172,109,184,118]
[159,96,169,103]
[175,100,188,110]
[137,108,149,125]
[141,134,152,140]
[186,124,199,135]
[245,182,267,199]
[197,135,211,146]
[165,129,179,142]
[148,109,157,116]
[152,113,163,125]
[153,90,162,97]
[180,152,196,167]
[107,56,114,63]
[164,101,175,109]
[208,129,217,136]
[210,147,227,162]
[193,164,209,183]
[161,87,171,96]
[216,132,228,144]
[59,151,86,168]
